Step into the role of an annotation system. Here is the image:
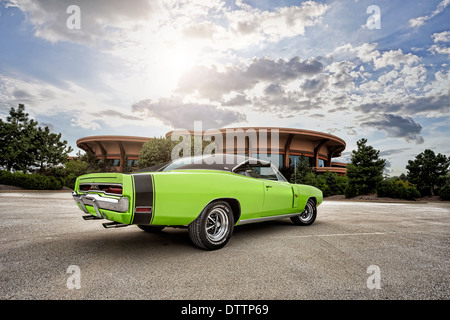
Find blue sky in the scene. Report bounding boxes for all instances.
[0,0,449,175]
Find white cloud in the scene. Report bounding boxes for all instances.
[373,49,421,70]
[70,113,101,130]
[131,97,247,129]
[330,42,380,63]
[409,0,450,27]
[4,0,159,45]
[177,56,324,99]
[225,1,328,42]
[432,30,450,43]
[0,73,145,130]
[429,45,450,57]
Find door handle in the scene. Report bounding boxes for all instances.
[265,185,272,189]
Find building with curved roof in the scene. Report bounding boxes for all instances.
[76,127,347,175]
[76,135,150,170]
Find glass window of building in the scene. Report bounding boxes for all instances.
[251,153,284,169]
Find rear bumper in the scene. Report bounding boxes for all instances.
[72,192,130,219]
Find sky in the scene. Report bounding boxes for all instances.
[0,0,449,176]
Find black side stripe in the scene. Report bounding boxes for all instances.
[132,174,154,225]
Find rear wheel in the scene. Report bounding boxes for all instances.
[291,199,317,226]
[188,201,234,250]
[138,225,165,232]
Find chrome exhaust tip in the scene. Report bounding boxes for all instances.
[102,221,128,229]
[82,215,102,220]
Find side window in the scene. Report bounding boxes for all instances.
[235,165,279,181]
[258,166,278,181]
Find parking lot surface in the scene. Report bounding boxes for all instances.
[1,191,449,300]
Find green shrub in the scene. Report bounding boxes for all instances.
[64,173,77,190]
[291,170,347,197]
[376,178,421,200]
[344,182,359,198]
[438,184,450,200]
[0,170,63,190]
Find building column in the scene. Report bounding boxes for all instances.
[314,139,329,167]
[327,146,340,167]
[95,141,107,162]
[118,141,125,173]
[284,134,294,168]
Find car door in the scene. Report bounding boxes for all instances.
[248,164,295,216]
[233,161,296,216]
[262,180,296,216]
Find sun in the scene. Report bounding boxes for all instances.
[154,42,200,92]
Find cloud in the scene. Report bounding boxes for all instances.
[356,91,450,116]
[429,45,450,57]
[70,113,102,130]
[7,0,329,56]
[90,109,143,121]
[131,97,246,129]
[331,43,421,71]
[379,148,412,157]
[373,49,421,70]
[361,114,424,144]
[4,0,158,45]
[409,0,450,27]
[226,1,328,42]
[326,61,356,89]
[221,94,252,107]
[177,56,323,99]
[299,77,328,97]
[432,30,450,43]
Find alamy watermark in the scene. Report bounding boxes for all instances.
[66,5,81,30]
[366,5,381,30]
[170,121,281,168]
[66,265,81,289]
[366,265,381,289]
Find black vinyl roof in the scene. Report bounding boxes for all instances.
[134,154,271,173]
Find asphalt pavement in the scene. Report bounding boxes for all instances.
[1,191,449,300]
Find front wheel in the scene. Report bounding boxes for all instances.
[188,201,234,250]
[291,199,317,226]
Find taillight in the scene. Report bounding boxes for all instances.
[103,187,123,195]
[135,207,152,213]
[79,184,123,195]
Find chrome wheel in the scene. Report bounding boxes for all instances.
[206,207,230,242]
[290,198,317,226]
[188,201,234,250]
[300,201,314,223]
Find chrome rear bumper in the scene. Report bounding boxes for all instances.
[72,192,129,219]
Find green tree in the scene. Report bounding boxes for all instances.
[345,138,386,198]
[0,104,72,172]
[138,135,218,169]
[138,136,177,169]
[35,126,73,172]
[0,104,38,171]
[290,155,313,184]
[406,149,449,196]
[323,171,347,196]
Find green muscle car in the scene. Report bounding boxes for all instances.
[72,154,323,250]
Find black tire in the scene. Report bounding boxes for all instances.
[188,201,234,250]
[138,225,165,232]
[291,199,317,226]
